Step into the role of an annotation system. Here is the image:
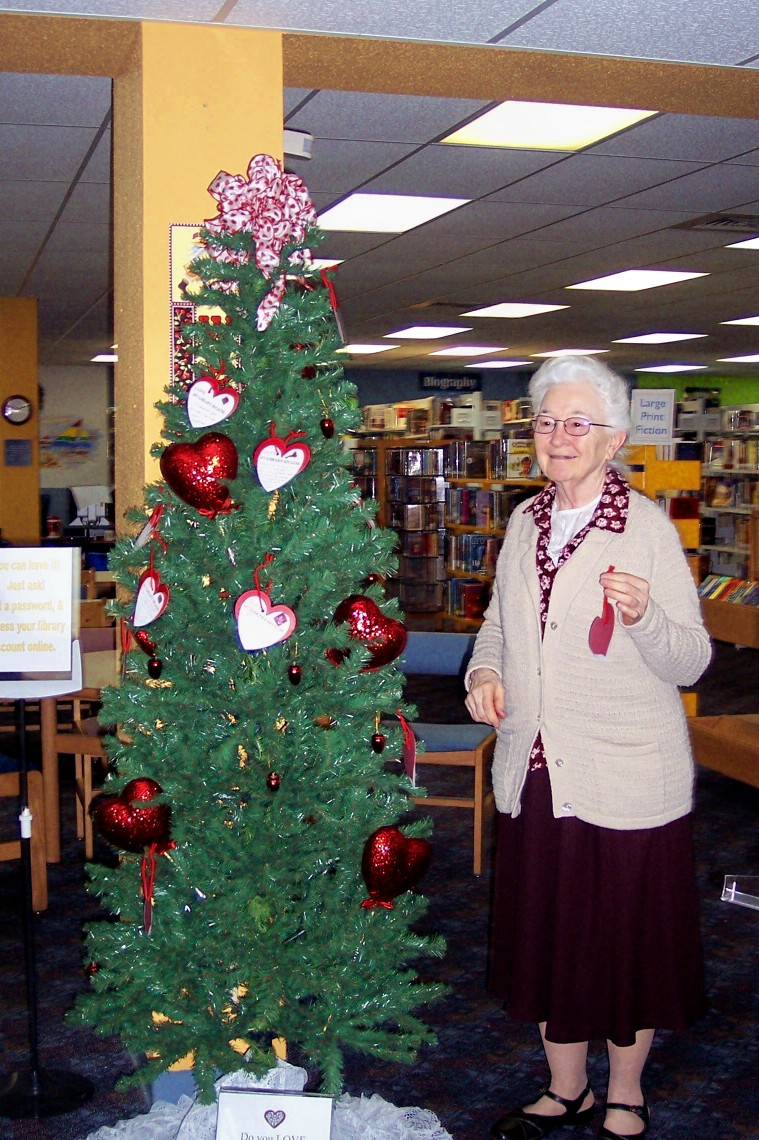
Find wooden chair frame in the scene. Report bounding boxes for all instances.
[400,631,496,875]
[0,769,48,910]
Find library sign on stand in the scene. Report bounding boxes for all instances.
[0,548,75,678]
[216,1086,333,1140]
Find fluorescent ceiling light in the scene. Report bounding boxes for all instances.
[568,269,708,292]
[463,302,568,318]
[467,360,531,369]
[721,315,759,326]
[614,332,707,344]
[717,354,759,363]
[428,346,502,357]
[319,193,468,233]
[385,325,472,339]
[441,100,655,151]
[634,364,706,373]
[335,344,397,355]
[91,353,118,363]
[532,348,608,358]
[726,236,759,250]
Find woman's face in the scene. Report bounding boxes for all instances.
[533,380,626,503]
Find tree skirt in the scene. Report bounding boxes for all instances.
[85,1062,453,1140]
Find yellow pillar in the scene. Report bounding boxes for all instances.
[0,298,40,545]
[113,22,283,528]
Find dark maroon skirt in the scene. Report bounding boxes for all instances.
[488,766,706,1046]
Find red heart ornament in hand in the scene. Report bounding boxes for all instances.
[160,431,238,517]
[327,595,407,672]
[361,825,431,909]
[92,777,171,853]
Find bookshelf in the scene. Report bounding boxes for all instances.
[693,404,759,646]
[444,435,542,627]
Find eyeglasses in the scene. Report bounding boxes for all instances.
[531,414,612,437]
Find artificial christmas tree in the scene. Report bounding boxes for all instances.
[72,154,445,1101]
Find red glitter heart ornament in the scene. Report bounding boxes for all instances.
[92,777,171,854]
[159,431,238,517]
[361,825,431,909]
[327,595,407,672]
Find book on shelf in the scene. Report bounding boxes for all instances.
[698,574,759,605]
[505,438,540,480]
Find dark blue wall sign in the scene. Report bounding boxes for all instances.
[419,373,481,393]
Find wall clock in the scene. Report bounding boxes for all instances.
[2,395,33,425]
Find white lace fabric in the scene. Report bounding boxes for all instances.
[84,1062,453,1140]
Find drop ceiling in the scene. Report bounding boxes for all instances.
[2,1,759,379]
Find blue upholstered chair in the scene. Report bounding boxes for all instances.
[398,631,496,875]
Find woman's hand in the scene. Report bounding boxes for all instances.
[600,569,650,626]
[465,667,506,728]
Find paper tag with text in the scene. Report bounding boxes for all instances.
[216,1087,333,1140]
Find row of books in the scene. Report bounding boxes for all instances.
[704,436,759,470]
[702,475,759,508]
[446,533,501,575]
[447,578,490,620]
[446,487,507,529]
[698,574,759,605]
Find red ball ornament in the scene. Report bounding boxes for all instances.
[320,417,335,439]
[361,825,431,909]
[84,961,100,976]
[267,772,281,791]
[159,431,238,517]
[147,657,163,679]
[301,365,317,380]
[287,662,302,686]
[326,595,407,672]
[371,731,386,754]
[92,777,171,854]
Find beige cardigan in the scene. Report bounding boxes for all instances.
[466,487,712,830]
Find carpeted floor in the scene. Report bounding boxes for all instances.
[0,640,758,1140]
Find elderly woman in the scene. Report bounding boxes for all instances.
[465,356,711,1140]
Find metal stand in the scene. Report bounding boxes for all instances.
[0,650,95,1118]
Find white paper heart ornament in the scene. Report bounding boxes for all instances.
[235,589,297,651]
[253,424,311,493]
[133,568,170,628]
[186,374,240,429]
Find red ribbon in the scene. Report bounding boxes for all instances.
[253,552,276,597]
[319,268,339,312]
[140,842,159,934]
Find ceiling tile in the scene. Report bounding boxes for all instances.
[0,123,101,181]
[59,181,111,224]
[0,73,111,127]
[286,90,489,145]
[285,139,419,195]
[614,162,759,211]
[589,113,759,163]
[363,144,569,198]
[500,0,759,65]
[0,179,69,219]
[484,154,708,208]
[232,0,535,44]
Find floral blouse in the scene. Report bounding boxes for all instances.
[524,467,630,770]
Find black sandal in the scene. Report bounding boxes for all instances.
[490,1083,595,1139]
[599,1101,650,1139]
